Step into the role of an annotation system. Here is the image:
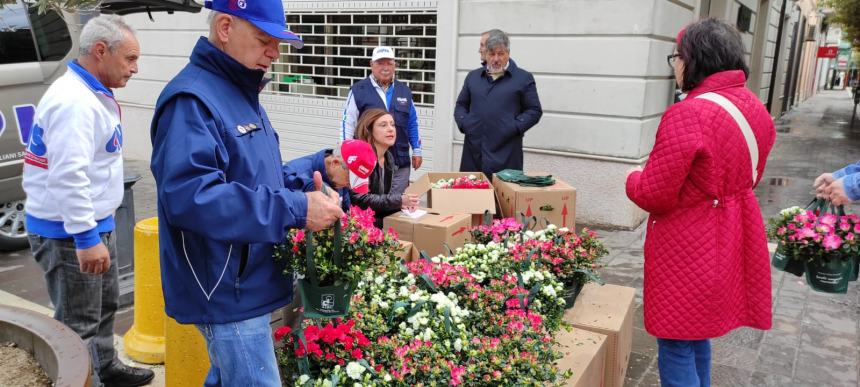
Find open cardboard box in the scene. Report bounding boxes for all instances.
[383,209,471,258]
[394,240,419,262]
[563,283,635,387]
[493,172,576,229]
[406,172,496,225]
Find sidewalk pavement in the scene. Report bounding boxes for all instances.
[1,90,859,387]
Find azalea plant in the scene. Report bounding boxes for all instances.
[274,219,608,385]
[767,205,860,260]
[512,225,608,288]
[470,217,524,244]
[430,174,491,189]
[274,206,401,285]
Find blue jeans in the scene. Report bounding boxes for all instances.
[196,313,281,387]
[29,233,119,387]
[657,338,711,387]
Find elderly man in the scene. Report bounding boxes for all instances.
[150,0,343,385]
[341,46,421,193]
[455,29,542,178]
[23,14,153,387]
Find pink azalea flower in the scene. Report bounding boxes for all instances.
[798,227,817,239]
[820,214,838,226]
[846,233,855,242]
[840,222,852,232]
[823,234,843,250]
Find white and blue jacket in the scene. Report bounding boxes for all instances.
[23,60,124,249]
[151,38,308,324]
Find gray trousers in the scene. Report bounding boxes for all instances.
[391,163,411,195]
[29,232,119,387]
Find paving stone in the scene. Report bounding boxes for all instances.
[754,343,796,377]
[762,328,800,348]
[625,351,653,382]
[798,327,859,359]
[748,372,796,387]
[710,364,751,387]
[802,309,858,336]
[794,350,859,386]
[631,328,656,358]
[638,372,660,387]
[717,327,764,350]
[771,314,802,334]
[623,377,638,387]
[710,340,758,371]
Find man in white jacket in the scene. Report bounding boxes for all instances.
[22,15,154,387]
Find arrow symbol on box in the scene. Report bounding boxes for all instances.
[525,204,532,217]
[440,215,454,222]
[452,226,466,236]
[562,204,569,227]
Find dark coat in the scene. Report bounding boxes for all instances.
[454,59,542,177]
[349,150,401,227]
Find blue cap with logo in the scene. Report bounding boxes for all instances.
[204,0,303,48]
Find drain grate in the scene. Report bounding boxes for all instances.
[769,178,791,186]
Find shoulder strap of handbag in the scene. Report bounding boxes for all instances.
[694,92,759,186]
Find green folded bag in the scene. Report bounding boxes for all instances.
[495,169,555,187]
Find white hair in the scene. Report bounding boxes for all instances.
[79,14,136,55]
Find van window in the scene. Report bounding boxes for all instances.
[0,1,71,64]
[0,1,39,64]
[28,6,72,61]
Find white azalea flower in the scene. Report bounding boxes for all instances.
[454,338,463,352]
[346,362,365,380]
[298,375,310,384]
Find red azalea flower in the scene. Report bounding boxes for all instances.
[273,326,291,342]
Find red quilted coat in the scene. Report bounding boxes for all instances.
[626,70,775,340]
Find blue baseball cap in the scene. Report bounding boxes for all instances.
[204,0,303,48]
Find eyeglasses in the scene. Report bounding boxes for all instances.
[667,54,681,68]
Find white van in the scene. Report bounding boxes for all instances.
[0,0,200,250]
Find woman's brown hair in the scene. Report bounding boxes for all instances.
[354,108,393,150]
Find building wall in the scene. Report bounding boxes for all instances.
[446,0,696,228]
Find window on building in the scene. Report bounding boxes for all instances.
[0,0,71,64]
[269,11,437,106]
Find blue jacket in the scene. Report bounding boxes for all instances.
[349,78,418,167]
[833,161,860,201]
[454,59,542,177]
[283,149,351,212]
[150,37,308,324]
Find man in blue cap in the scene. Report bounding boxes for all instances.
[150,1,343,385]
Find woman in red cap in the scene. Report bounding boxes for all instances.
[351,108,421,227]
[625,19,775,386]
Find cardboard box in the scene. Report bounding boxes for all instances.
[394,240,419,262]
[555,329,608,387]
[383,210,471,258]
[564,283,635,387]
[493,172,576,229]
[406,172,496,218]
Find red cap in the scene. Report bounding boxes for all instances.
[340,140,376,194]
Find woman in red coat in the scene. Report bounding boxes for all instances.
[625,19,775,386]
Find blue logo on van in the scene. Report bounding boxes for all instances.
[27,125,47,156]
[105,125,122,153]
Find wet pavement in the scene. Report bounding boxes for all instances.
[1,90,859,386]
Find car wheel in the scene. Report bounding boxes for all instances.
[0,199,29,251]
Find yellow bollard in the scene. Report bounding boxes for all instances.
[165,317,211,386]
[123,217,166,364]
